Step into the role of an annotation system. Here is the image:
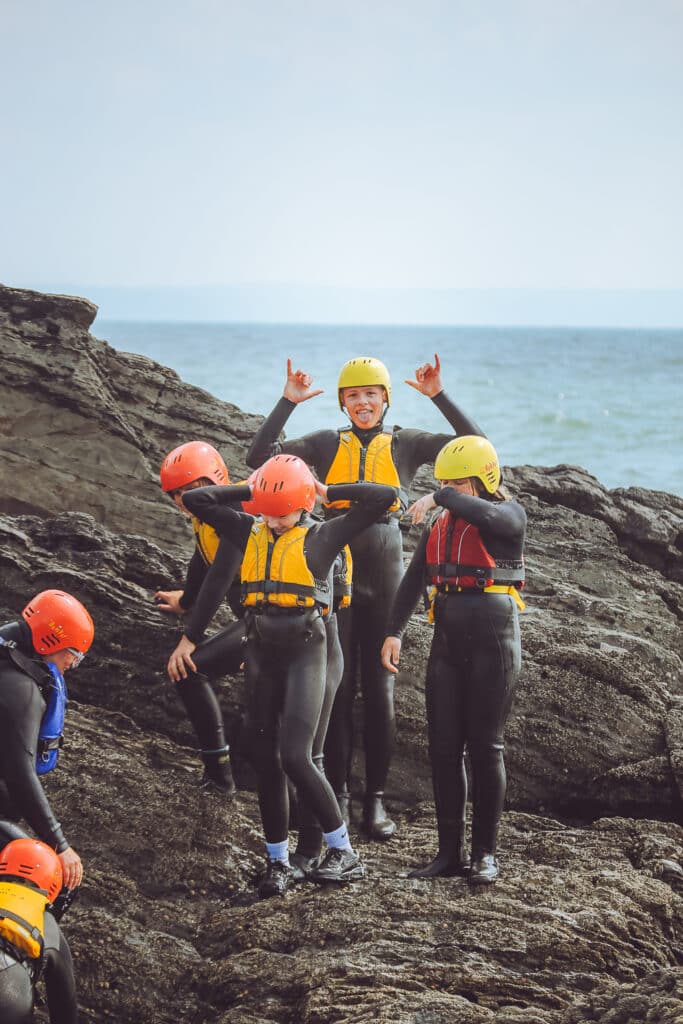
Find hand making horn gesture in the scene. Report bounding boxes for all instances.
[405,353,443,399]
[283,358,324,404]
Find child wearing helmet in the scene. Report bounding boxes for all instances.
[0,822,78,1023]
[246,355,482,840]
[156,440,254,797]
[381,436,526,885]
[183,455,398,896]
[0,591,94,892]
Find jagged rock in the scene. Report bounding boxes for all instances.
[2,283,683,1023]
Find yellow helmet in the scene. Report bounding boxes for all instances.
[337,357,392,410]
[434,436,501,494]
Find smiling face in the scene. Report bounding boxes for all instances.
[340,385,386,429]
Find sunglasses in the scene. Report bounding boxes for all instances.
[66,648,85,668]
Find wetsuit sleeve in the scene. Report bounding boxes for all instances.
[393,391,485,484]
[182,485,255,550]
[246,397,340,475]
[386,531,430,638]
[183,538,244,643]
[178,549,207,611]
[43,915,78,1024]
[306,483,398,577]
[434,489,527,548]
[0,671,69,851]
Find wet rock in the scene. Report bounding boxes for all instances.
[2,283,683,1023]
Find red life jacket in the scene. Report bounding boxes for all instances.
[425,511,525,590]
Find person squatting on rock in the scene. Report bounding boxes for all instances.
[381,436,526,885]
[183,455,397,896]
[0,825,78,1024]
[0,590,94,891]
[247,355,480,840]
[155,441,250,797]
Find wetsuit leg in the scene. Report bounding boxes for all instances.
[425,617,469,845]
[278,620,344,835]
[323,604,357,797]
[463,595,521,855]
[175,621,245,789]
[241,643,289,843]
[0,958,33,1024]
[296,617,344,858]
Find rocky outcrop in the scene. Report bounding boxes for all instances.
[1,284,683,1023]
[0,284,261,548]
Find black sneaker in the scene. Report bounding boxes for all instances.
[258,859,293,899]
[310,848,364,884]
[289,851,320,882]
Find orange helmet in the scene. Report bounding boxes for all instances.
[251,455,316,516]
[241,469,260,515]
[0,838,63,902]
[22,590,95,656]
[160,442,229,493]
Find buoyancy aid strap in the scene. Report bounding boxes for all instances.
[426,562,525,585]
[435,583,526,611]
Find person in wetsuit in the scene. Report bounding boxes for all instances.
[183,455,397,896]
[0,826,78,1024]
[381,436,526,885]
[246,355,480,839]
[155,441,249,796]
[0,590,94,892]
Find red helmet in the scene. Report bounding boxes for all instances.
[251,456,316,516]
[22,590,94,656]
[241,470,260,515]
[0,838,63,902]
[160,442,229,493]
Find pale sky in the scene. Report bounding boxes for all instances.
[2,0,683,321]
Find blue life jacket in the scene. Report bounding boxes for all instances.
[36,662,67,776]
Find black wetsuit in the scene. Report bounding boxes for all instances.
[247,392,480,799]
[387,489,526,857]
[0,623,70,853]
[170,531,246,781]
[0,821,77,1024]
[183,482,397,842]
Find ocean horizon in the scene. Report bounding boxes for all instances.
[96,319,683,498]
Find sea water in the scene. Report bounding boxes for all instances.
[96,321,683,497]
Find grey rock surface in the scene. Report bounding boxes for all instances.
[1,284,682,1023]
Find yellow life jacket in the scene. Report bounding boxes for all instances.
[241,522,331,610]
[192,517,220,566]
[324,430,402,512]
[0,880,48,960]
[333,545,353,610]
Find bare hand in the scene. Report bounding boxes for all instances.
[405,353,443,398]
[58,847,83,889]
[381,636,402,674]
[283,358,324,404]
[314,478,328,503]
[167,635,197,682]
[406,493,437,525]
[155,590,185,615]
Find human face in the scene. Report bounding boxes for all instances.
[440,477,478,496]
[340,386,386,429]
[170,479,208,516]
[45,648,84,673]
[264,509,303,535]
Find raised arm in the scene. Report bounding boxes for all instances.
[247,359,329,469]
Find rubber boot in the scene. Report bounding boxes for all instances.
[200,746,236,798]
[362,791,396,841]
[408,820,470,878]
